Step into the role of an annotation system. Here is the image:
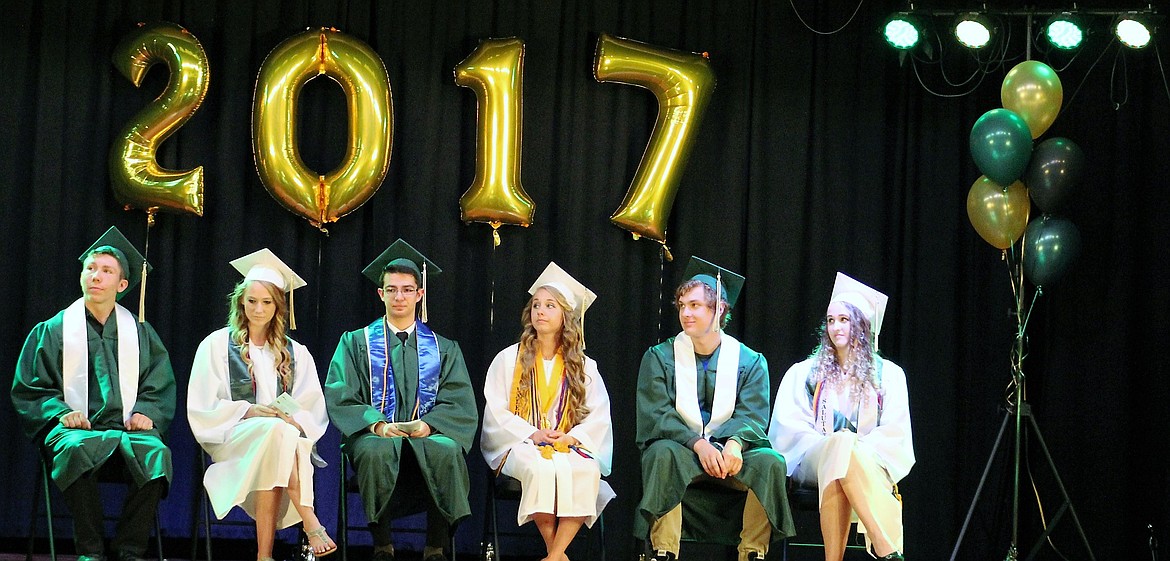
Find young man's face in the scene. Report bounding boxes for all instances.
[677,284,718,339]
[79,253,128,305]
[378,272,423,326]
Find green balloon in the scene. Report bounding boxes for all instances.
[970,109,1033,186]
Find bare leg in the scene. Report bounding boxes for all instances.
[532,512,557,553]
[285,453,335,555]
[253,488,281,560]
[838,451,897,556]
[545,516,586,561]
[819,480,851,561]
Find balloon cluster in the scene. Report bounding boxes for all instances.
[967,61,1083,288]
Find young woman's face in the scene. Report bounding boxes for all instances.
[244,281,277,332]
[825,301,853,353]
[530,287,565,337]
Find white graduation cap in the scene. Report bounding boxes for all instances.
[528,262,597,347]
[230,248,307,329]
[830,272,889,346]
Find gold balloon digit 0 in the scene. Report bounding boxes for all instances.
[253,28,392,228]
[594,33,716,244]
[454,37,535,229]
[109,21,210,216]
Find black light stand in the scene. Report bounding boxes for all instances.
[948,243,1096,561]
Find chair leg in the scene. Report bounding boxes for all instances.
[597,513,605,561]
[26,458,50,561]
[339,456,349,561]
[489,479,500,561]
[154,507,165,561]
[44,460,56,561]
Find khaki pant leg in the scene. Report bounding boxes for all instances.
[649,503,683,555]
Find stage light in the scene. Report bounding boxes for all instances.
[954,13,994,49]
[1045,13,1085,50]
[1115,13,1152,49]
[883,13,921,50]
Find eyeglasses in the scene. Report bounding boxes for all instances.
[383,287,418,296]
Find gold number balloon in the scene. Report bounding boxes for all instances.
[1001,60,1062,139]
[253,28,392,228]
[109,22,210,216]
[454,38,535,236]
[966,176,1031,250]
[594,33,716,244]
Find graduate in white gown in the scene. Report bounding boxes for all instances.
[481,262,615,561]
[188,249,334,561]
[768,273,914,561]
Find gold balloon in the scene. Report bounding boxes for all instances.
[454,38,535,230]
[594,33,716,244]
[966,176,1031,249]
[1001,60,1062,139]
[253,28,392,228]
[109,22,209,216]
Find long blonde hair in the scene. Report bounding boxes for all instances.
[515,286,589,427]
[227,280,293,392]
[810,301,879,401]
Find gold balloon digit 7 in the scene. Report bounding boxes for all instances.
[253,28,393,229]
[594,33,716,244]
[109,22,210,216]
[454,38,535,231]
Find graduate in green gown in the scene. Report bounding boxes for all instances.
[11,226,175,561]
[634,257,793,561]
[324,239,477,561]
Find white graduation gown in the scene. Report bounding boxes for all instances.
[481,343,615,527]
[188,328,329,529]
[768,357,914,551]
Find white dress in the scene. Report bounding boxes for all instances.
[188,327,329,529]
[481,343,615,527]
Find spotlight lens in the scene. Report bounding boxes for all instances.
[1047,20,1084,49]
[1116,18,1151,49]
[956,19,992,48]
[884,19,920,49]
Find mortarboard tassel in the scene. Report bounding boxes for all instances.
[421,262,429,323]
[138,261,148,323]
[289,288,297,330]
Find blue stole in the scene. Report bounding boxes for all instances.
[227,332,296,402]
[366,318,441,421]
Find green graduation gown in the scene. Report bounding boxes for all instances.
[634,336,794,545]
[325,323,477,526]
[11,307,176,491]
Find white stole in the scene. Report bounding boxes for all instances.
[673,331,740,436]
[62,298,141,422]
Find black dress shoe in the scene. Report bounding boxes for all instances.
[115,551,142,561]
[650,550,677,561]
[422,553,446,561]
[371,549,395,561]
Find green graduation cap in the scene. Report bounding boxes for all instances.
[362,239,442,322]
[682,256,745,309]
[79,226,151,301]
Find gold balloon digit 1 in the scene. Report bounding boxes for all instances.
[253,28,393,229]
[109,22,210,216]
[594,33,716,244]
[454,38,535,231]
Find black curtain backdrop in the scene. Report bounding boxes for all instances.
[1,1,1167,560]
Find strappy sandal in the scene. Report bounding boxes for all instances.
[305,526,338,557]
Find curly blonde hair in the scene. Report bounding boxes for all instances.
[514,286,590,428]
[227,280,293,392]
[810,301,879,402]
